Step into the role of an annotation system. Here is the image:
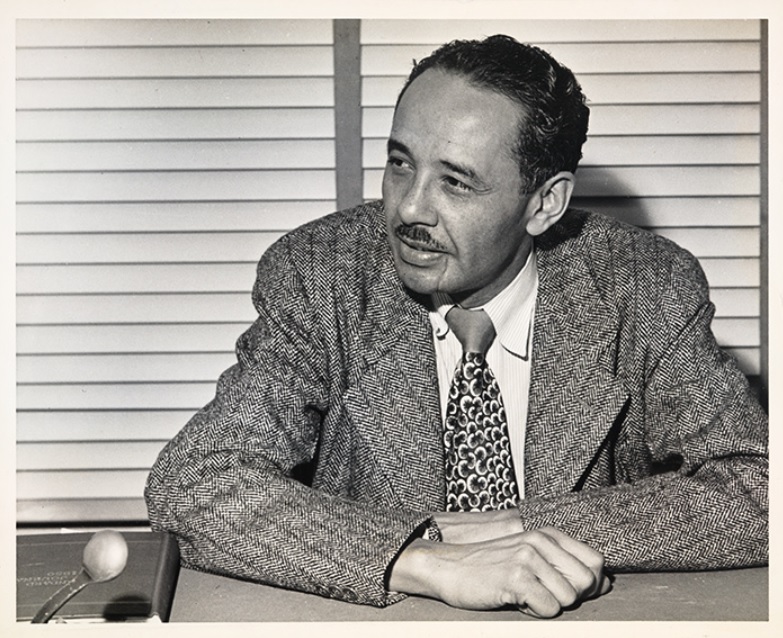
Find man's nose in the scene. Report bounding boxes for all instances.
[397,177,437,226]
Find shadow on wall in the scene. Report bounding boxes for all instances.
[570,166,652,230]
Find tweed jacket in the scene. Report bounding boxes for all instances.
[145,201,768,607]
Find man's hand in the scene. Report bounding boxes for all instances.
[389,527,609,618]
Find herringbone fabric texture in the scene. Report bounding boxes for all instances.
[145,201,768,608]
[443,308,519,511]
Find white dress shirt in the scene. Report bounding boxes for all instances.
[429,250,538,497]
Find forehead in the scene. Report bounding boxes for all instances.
[391,69,524,167]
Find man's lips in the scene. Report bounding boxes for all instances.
[398,236,444,253]
[394,234,447,268]
[394,225,446,253]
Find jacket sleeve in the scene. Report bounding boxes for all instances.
[144,232,430,607]
[515,236,768,571]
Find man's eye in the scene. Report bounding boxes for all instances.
[444,176,473,193]
[387,156,409,170]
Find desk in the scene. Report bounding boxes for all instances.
[170,566,768,622]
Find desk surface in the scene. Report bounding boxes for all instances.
[170,566,768,622]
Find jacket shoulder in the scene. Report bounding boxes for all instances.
[268,200,385,261]
[543,208,709,300]
[254,200,387,285]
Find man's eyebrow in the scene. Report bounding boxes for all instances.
[386,138,410,156]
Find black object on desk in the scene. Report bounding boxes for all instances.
[17,531,180,623]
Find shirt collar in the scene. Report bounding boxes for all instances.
[429,248,538,360]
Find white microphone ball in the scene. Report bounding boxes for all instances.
[82,530,129,583]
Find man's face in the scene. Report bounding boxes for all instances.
[383,68,535,308]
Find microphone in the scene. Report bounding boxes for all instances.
[31,530,129,624]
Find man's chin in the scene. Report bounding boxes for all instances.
[394,261,487,307]
[392,259,445,297]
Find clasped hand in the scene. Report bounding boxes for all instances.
[389,510,609,618]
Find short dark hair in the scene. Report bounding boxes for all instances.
[397,34,590,192]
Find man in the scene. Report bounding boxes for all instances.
[145,35,768,618]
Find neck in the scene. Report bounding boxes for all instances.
[452,240,534,309]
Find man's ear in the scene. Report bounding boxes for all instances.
[524,172,575,237]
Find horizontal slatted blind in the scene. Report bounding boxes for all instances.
[16,19,336,523]
[360,19,762,376]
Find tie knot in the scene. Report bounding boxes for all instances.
[446,307,496,354]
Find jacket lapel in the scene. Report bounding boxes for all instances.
[524,215,630,498]
[341,247,445,511]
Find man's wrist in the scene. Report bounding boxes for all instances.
[434,508,523,544]
[422,518,443,542]
[387,537,441,598]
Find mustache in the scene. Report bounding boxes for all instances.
[394,224,447,251]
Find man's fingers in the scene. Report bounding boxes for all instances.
[511,544,580,610]
[513,578,563,619]
[538,527,605,574]
[523,529,604,600]
[598,572,613,596]
[519,571,611,618]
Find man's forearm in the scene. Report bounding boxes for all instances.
[513,458,768,571]
[146,434,432,607]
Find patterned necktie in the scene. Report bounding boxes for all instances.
[443,306,520,512]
